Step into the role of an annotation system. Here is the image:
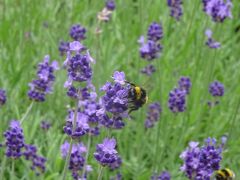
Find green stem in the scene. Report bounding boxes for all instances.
[0,156,6,179]
[61,101,78,180]
[81,134,92,179]
[11,160,14,180]
[97,166,104,180]
[20,101,34,124]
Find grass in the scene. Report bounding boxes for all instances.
[0,0,240,179]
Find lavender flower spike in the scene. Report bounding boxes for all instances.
[205,29,221,49]
[168,88,186,113]
[69,24,86,41]
[28,55,59,102]
[145,102,162,128]
[112,71,125,85]
[141,64,156,76]
[209,81,224,97]
[4,120,25,158]
[94,138,121,168]
[167,0,183,21]
[178,76,192,94]
[0,89,7,106]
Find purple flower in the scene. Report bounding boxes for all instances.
[151,171,171,180]
[69,24,86,41]
[94,138,121,168]
[141,64,156,76]
[63,110,90,138]
[178,76,192,94]
[28,55,59,102]
[202,0,233,22]
[180,138,222,180]
[61,141,87,180]
[100,80,129,115]
[147,22,163,42]
[0,89,7,106]
[65,53,92,84]
[69,41,86,52]
[205,29,221,49]
[112,71,126,85]
[138,37,162,61]
[3,120,25,158]
[23,144,46,175]
[58,41,69,56]
[40,120,51,131]
[145,102,162,128]
[106,0,115,11]
[209,81,224,97]
[168,88,186,113]
[167,0,183,21]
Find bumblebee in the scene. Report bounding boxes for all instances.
[215,168,235,180]
[126,81,148,113]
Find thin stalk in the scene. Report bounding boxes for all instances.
[97,166,104,180]
[0,156,6,180]
[81,134,92,179]
[61,101,78,180]
[11,160,15,180]
[20,101,34,124]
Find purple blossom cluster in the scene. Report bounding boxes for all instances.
[28,55,59,102]
[105,0,116,11]
[3,120,25,158]
[40,120,51,131]
[205,29,221,49]
[94,138,121,170]
[151,171,171,180]
[69,24,87,41]
[139,22,163,76]
[0,89,7,106]
[61,141,92,179]
[168,88,186,113]
[180,138,222,180]
[59,41,70,56]
[23,144,46,175]
[98,71,129,129]
[145,102,162,128]
[178,76,192,94]
[167,0,183,21]
[202,0,233,22]
[209,81,224,97]
[138,22,163,61]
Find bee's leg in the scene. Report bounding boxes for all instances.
[128,106,139,114]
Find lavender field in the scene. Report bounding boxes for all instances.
[0,0,240,179]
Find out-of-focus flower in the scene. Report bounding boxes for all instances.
[69,24,86,41]
[23,144,46,175]
[94,138,121,169]
[148,22,163,42]
[167,0,183,21]
[4,120,25,158]
[106,0,116,11]
[61,141,87,180]
[168,88,186,113]
[97,8,113,22]
[209,81,224,97]
[178,76,192,94]
[151,171,171,180]
[0,89,7,106]
[141,64,156,76]
[205,29,221,49]
[180,138,222,180]
[145,102,162,128]
[110,172,122,180]
[109,155,122,170]
[28,55,59,102]
[58,41,69,56]
[202,0,233,22]
[40,120,51,131]
[138,37,162,61]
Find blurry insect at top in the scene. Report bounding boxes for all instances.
[126,81,148,113]
[215,168,235,180]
